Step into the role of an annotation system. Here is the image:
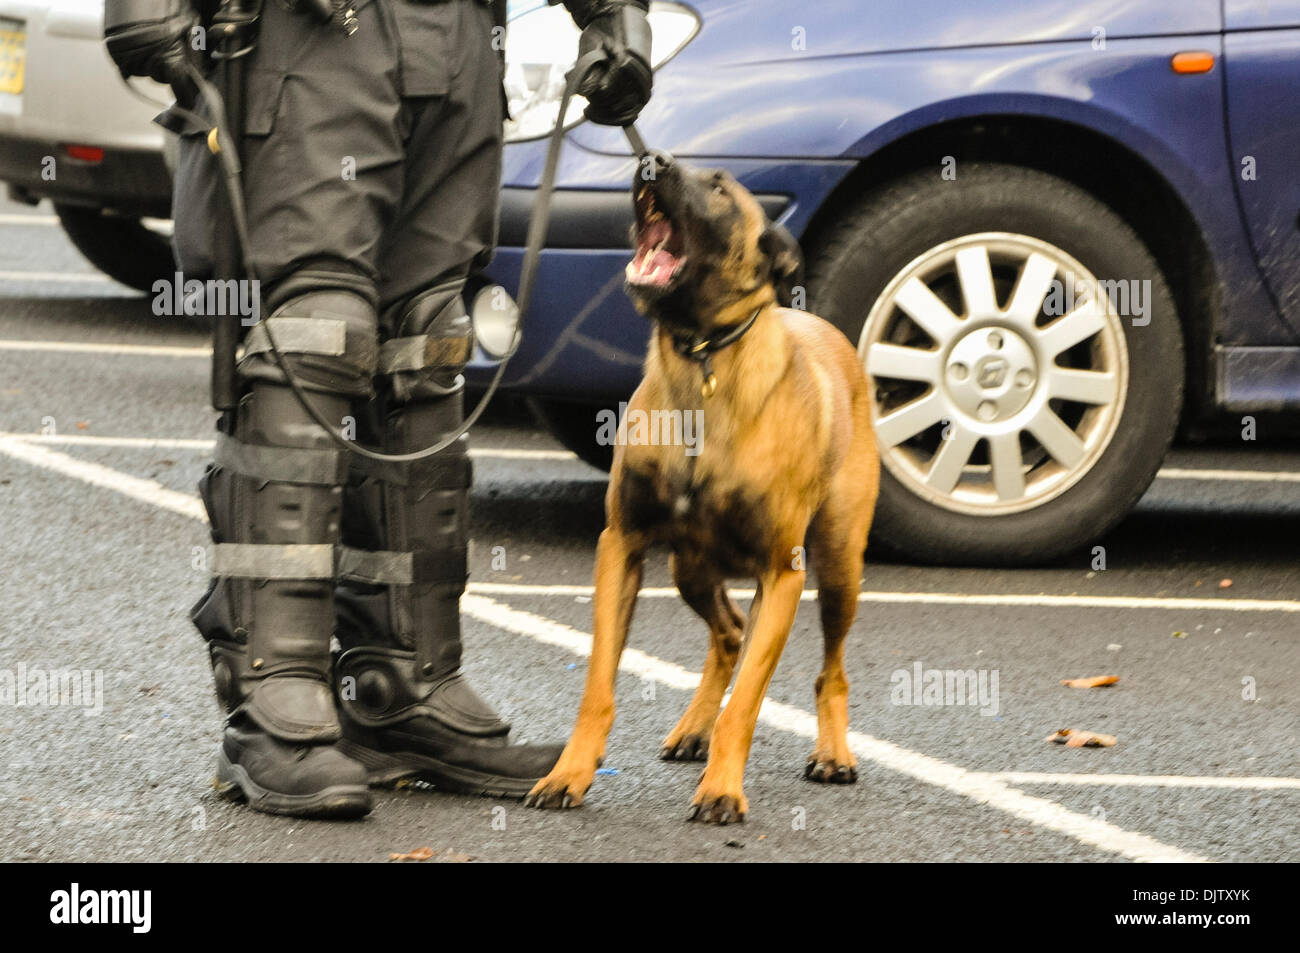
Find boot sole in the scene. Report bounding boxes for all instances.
[336,739,538,798]
[215,751,373,819]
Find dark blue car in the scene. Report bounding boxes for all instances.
[475,0,1300,564]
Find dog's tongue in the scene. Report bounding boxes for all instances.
[627,247,680,287]
[628,219,681,286]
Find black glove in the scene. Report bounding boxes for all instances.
[559,0,652,127]
[103,0,196,91]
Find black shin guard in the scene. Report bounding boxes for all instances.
[193,381,350,740]
[192,288,379,816]
[333,281,562,793]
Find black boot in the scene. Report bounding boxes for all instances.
[193,291,380,818]
[334,281,562,796]
[215,722,372,818]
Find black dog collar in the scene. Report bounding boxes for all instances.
[669,307,762,398]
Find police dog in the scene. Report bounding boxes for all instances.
[524,161,879,823]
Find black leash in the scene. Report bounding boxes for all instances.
[192,43,644,463]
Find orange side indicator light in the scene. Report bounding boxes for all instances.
[1171,51,1215,74]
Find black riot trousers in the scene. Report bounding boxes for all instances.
[181,0,514,764]
[174,0,505,308]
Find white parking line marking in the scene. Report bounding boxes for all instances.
[0,436,205,522]
[467,581,1300,614]
[1157,467,1300,484]
[3,437,1296,614]
[0,340,209,357]
[0,434,215,450]
[461,594,1207,863]
[8,443,1294,858]
[472,447,581,461]
[0,214,59,226]
[992,772,1300,790]
[0,432,578,461]
[0,271,114,284]
[2,389,1297,482]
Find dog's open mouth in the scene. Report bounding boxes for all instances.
[627,185,686,289]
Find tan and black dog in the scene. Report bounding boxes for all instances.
[524,160,880,823]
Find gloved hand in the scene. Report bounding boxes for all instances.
[564,0,653,127]
[103,0,196,92]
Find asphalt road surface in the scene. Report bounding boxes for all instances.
[1,200,1298,863]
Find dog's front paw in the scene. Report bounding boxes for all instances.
[523,766,594,810]
[659,731,710,762]
[804,753,858,784]
[688,776,748,825]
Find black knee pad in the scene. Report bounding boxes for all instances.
[239,288,380,398]
[379,278,473,405]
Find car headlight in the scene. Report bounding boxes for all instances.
[503,1,701,143]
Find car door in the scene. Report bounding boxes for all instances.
[1223,1,1300,339]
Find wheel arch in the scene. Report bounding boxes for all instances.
[799,113,1219,423]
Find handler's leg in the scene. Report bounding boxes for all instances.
[332,0,560,796]
[334,280,559,795]
[191,284,380,818]
[178,0,404,817]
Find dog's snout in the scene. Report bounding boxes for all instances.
[631,150,676,194]
[648,149,674,175]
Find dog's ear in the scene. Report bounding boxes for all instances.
[759,222,803,307]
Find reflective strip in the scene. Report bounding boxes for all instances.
[211,543,336,580]
[337,546,467,586]
[352,451,472,489]
[210,544,466,584]
[378,334,473,373]
[214,433,348,485]
[337,547,414,585]
[242,316,347,358]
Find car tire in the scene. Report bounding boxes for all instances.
[54,204,175,293]
[526,397,616,472]
[806,163,1184,566]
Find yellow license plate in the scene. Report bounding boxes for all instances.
[0,22,26,96]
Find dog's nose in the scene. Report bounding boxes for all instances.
[648,149,674,175]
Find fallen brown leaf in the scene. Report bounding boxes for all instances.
[1060,675,1119,688]
[1045,729,1117,748]
[389,846,434,862]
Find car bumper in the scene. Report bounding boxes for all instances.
[0,0,169,213]
[0,133,170,216]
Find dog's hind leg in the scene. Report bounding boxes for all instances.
[526,526,644,809]
[804,475,874,784]
[661,554,745,762]
[805,537,862,783]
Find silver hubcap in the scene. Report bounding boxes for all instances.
[860,233,1128,516]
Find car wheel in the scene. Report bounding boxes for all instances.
[806,163,1184,565]
[54,204,175,293]
[526,397,615,472]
